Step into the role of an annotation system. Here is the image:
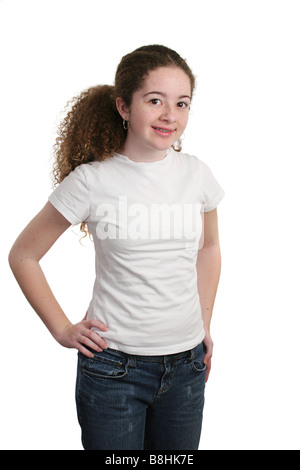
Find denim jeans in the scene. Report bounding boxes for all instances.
[75,342,206,450]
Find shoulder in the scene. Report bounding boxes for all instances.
[83,156,116,173]
[172,150,210,174]
[72,157,115,182]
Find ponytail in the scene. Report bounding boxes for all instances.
[51,44,196,239]
[52,45,196,187]
[52,85,126,186]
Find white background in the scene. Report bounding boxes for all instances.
[1,0,300,450]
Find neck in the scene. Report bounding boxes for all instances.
[118,140,169,163]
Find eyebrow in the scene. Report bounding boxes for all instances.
[143,91,192,100]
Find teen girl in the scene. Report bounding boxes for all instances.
[9,45,225,450]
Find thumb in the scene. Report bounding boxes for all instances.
[82,310,88,321]
[203,337,213,365]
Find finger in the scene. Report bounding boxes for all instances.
[79,334,104,353]
[77,342,96,358]
[87,319,109,332]
[203,348,212,364]
[203,342,213,365]
[205,362,212,383]
[83,328,108,350]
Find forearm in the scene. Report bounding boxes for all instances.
[196,244,222,334]
[8,202,109,358]
[9,254,71,340]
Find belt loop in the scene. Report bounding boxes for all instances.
[185,348,194,364]
[127,355,136,368]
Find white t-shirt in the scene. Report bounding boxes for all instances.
[48,148,225,355]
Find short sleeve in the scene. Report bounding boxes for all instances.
[201,161,225,212]
[48,165,90,225]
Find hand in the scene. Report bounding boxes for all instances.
[56,313,109,358]
[203,332,214,382]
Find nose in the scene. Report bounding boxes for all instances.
[160,103,176,123]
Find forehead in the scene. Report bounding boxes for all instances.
[140,66,192,96]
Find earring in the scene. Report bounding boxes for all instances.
[123,119,129,130]
[172,138,182,152]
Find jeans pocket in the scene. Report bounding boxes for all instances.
[191,361,207,373]
[81,349,128,380]
[191,342,207,373]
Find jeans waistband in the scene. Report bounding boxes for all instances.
[105,344,201,365]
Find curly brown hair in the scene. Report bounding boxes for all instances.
[52,44,196,237]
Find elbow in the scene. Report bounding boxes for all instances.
[9,240,42,276]
[8,245,19,273]
[8,244,27,274]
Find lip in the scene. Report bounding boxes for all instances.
[152,126,176,136]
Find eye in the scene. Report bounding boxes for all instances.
[149,98,162,106]
[177,101,190,109]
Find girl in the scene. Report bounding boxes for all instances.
[9,45,224,450]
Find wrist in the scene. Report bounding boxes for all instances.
[51,319,73,343]
[203,324,211,336]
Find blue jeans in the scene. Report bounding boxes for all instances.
[75,342,206,450]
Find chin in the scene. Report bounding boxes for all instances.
[151,141,175,152]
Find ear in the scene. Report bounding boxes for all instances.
[116,97,130,121]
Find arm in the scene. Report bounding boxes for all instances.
[196,208,222,381]
[8,201,108,358]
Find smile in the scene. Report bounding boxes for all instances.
[152,127,175,136]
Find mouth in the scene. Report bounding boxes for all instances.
[152,126,176,137]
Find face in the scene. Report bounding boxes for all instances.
[116,66,192,161]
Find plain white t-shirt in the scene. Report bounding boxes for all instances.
[48,148,225,355]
